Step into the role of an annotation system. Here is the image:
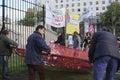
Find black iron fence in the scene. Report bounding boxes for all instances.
[0,0,44,73]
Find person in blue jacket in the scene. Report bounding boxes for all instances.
[25,25,51,80]
[88,27,120,80]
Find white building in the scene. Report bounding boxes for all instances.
[36,0,119,16]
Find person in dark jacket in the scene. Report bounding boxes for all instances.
[73,31,81,49]
[24,25,51,80]
[0,30,18,79]
[55,32,65,46]
[88,27,120,80]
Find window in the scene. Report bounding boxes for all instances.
[72,4,75,7]
[102,1,105,4]
[96,12,99,16]
[84,8,86,11]
[90,2,93,5]
[55,5,58,8]
[78,9,80,12]
[61,4,63,8]
[72,9,75,12]
[96,7,99,10]
[109,0,112,3]
[66,4,69,7]
[102,6,105,10]
[61,0,63,3]
[66,0,69,2]
[84,2,86,6]
[96,1,99,5]
[77,3,80,6]
[56,0,58,3]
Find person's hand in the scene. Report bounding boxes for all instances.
[10,45,18,48]
[50,40,55,43]
[42,51,51,55]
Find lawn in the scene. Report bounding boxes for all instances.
[9,68,120,80]
[8,54,120,80]
[46,68,120,80]
[45,69,92,80]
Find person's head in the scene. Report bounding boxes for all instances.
[86,32,91,37]
[73,31,78,36]
[1,30,10,38]
[35,25,45,35]
[102,27,110,32]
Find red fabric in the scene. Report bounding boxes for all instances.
[13,43,92,70]
[49,43,88,60]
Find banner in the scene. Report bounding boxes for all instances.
[84,21,89,33]
[79,6,93,22]
[45,0,65,28]
[66,9,80,24]
[89,24,94,35]
[49,43,88,60]
[66,11,80,34]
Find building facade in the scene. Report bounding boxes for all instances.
[36,0,119,16]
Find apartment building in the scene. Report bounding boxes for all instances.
[36,0,119,16]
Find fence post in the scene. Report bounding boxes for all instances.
[43,5,45,26]
[0,0,5,33]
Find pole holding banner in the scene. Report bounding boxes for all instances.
[0,0,5,33]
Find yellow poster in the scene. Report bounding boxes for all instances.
[66,11,80,34]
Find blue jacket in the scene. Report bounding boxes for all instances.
[24,31,51,65]
[88,31,120,63]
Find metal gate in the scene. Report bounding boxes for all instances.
[0,0,44,73]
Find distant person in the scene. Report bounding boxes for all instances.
[0,30,18,79]
[24,25,51,80]
[54,32,65,46]
[68,34,73,48]
[73,31,81,49]
[88,27,120,80]
[82,32,91,51]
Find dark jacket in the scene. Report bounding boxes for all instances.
[25,31,51,65]
[73,35,79,48]
[88,31,120,63]
[55,34,65,46]
[0,34,18,56]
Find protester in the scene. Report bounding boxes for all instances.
[73,31,81,49]
[68,34,73,48]
[54,32,65,46]
[0,30,18,79]
[82,32,91,51]
[24,25,51,80]
[88,27,120,80]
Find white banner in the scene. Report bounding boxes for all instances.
[79,7,93,22]
[45,1,65,28]
[84,21,89,33]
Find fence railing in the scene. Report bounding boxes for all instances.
[0,0,44,73]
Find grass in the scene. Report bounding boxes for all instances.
[45,69,92,80]
[45,68,120,80]
[9,68,120,80]
[7,54,120,80]
[8,54,26,73]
